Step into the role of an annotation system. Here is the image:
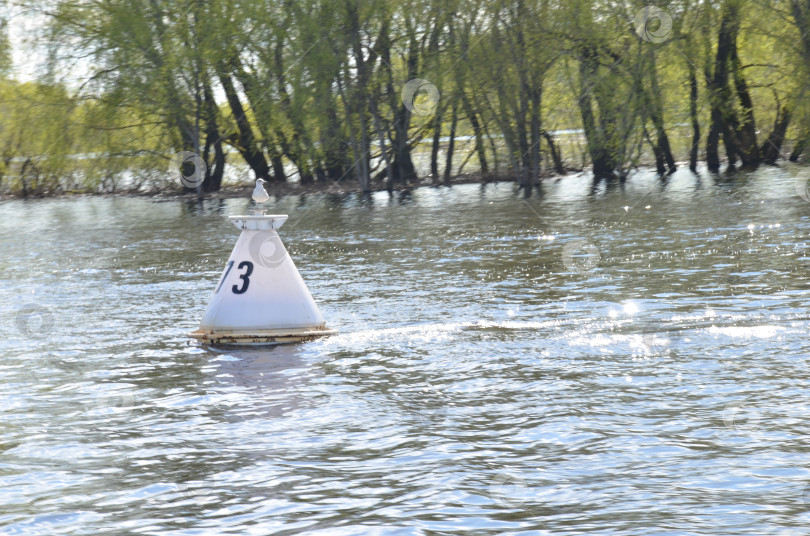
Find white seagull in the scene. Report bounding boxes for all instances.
[252,178,270,205]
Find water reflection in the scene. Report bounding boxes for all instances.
[206,344,312,419]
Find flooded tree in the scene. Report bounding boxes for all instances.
[3,0,810,196]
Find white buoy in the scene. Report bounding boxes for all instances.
[189,208,336,345]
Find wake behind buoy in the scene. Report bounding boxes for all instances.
[189,211,336,345]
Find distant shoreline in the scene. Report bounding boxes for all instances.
[0,169,580,201]
[4,160,804,201]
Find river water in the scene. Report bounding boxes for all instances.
[2,166,810,535]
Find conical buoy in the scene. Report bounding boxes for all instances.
[189,205,336,345]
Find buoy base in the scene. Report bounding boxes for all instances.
[188,327,337,346]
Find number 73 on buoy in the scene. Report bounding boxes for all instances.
[189,212,337,345]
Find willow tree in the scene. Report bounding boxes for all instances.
[786,0,810,161]
[480,0,560,192]
[564,0,646,181]
[33,0,228,191]
[0,81,78,195]
[705,0,760,171]
[0,15,10,77]
[0,16,10,189]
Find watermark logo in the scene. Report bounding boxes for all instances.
[401,78,440,116]
[145,476,217,507]
[802,483,810,507]
[169,151,207,189]
[415,386,450,425]
[722,400,762,435]
[90,392,137,416]
[15,304,55,339]
[177,479,216,505]
[248,233,288,268]
[562,239,600,274]
[793,173,810,202]
[489,472,528,508]
[332,357,367,380]
[641,332,680,356]
[635,6,673,44]
[24,354,96,382]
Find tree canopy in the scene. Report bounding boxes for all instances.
[3,0,810,196]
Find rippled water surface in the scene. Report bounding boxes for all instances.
[3,167,810,535]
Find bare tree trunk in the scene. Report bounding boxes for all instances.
[217,68,270,181]
[730,45,759,167]
[344,1,377,191]
[321,79,349,182]
[645,125,666,175]
[336,76,367,191]
[707,1,758,172]
[443,101,458,184]
[761,105,791,164]
[578,50,616,180]
[431,103,443,184]
[706,111,722,173]
[270,152,286,182]
[370,97,393,192]
[274,38,315,184]
[201,79,224,192]
[790,1,810,156]
[688,64,700,172]
[463,95,489,176]
[706,2,737,172]
[790,133,810,161]
[381,20,417,186]
[542,131,565,175]
[645,50,676,174]
[529,85,542,191]
[516,91,530,189]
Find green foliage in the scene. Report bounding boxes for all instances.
[0,16,11,77]
[3,0,810,195]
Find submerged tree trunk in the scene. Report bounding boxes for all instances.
[790,133,810,161]
[730,46,759,167]
[431,103,443,184]
[646,126,666,175]
[643,50,676,175]
[542,131,565,175]
[320,79,350,182]
[706,0,758,172]
[578,52,616,180]
[688,64,700,172]
[274,37,315,184]
[217,68,270,181]
[706,2,736,172]
[443,100,458,184]
[761,105,791,164]
[270,152,286,182]
[789,2,810,162]
[201,79,224,192]
[339,95,366,190]
[382,22,418,186]
[463,95,489,176]
[370,96,393,192]
[528,84,542,191]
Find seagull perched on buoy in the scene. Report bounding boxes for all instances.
[252,179,270,214]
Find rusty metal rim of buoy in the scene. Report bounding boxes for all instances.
[188,327,337,345]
